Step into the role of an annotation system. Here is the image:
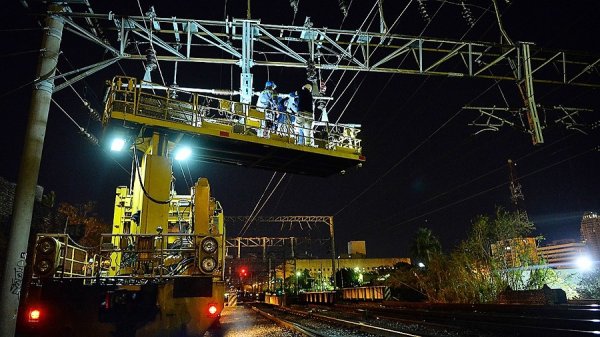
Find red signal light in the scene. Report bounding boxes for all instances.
[28,308,41,323]
[240,267,247,277]
[208,303,218,316]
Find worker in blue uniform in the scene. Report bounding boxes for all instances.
[256,81,278,137]
[276,91,298,136]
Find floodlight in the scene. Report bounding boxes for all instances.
[110,138,125,152]
[174,146,192,161]
[575,255,593,271]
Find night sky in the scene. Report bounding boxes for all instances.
[1,1,598,258]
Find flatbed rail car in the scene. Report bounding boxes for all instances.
[21,177,226,337]
[103,76,365,176]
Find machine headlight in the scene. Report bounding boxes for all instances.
[36,237,57,254]
[200,257,217,273]
[34,258,53,276]
[201,237,218,254]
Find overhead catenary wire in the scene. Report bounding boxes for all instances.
[331,0,415,124]
[135,0,167,86]
[238,172,278,236]
[382,146,597,233]
[334,76,506,217]
[368,133,576,231]
[323,0,380,106]
[51,98,131,175]
[0,49,43,58]
[238,172,288,237]
[334,2,506,216]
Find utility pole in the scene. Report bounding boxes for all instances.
[507,159,525,210]
[0,4,64,337]
[329,216,337,289]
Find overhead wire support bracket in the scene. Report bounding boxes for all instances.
[52,10,600,88]
[51,56,123,93]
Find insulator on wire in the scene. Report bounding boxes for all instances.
[338,0,348,17]
[145,6,157,19]
[79,128,99,146]
[306,61,317,82]
[169,84,179,99]
[82,99,101,122]
[289,0,298,14]
[145,48,157,72]
[319,81,327,94]
[461,1,475,27]
[417,0,430,22]
[303,16,313,28]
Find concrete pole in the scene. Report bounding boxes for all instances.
[0,5,64,337]
[268,256,272,292]
[329,216,337,289]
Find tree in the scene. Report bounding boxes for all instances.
[454,207,551,301]
[57,201,110,253]
[405,208,552,304]
[576,268,600,299]
[410,227,442,266]
[335,268,360,288]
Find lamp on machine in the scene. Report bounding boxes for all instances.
[33,236,61,278]
[174,146,192,161]
[575,255,593,272]
[199,236,219,274]
[207,303,218,317]
[27,307,42,323]
[110,137,126,152]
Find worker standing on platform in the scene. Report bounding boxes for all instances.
[276,91,297,136]
[297,83,314,145]
[256,81,278,137]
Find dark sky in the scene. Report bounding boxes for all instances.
[1,0,599,258]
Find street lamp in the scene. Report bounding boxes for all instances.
[296,271,302,294]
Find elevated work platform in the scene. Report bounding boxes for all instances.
[102,77,365,176]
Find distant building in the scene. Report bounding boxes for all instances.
[278,257,411,288]
[490,237,539,268]
[347,240,366,257]
[580,212,599,260]
[275,241,410,290]
[537,241,587,269]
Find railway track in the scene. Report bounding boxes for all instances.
[252,300,600,337]
[253,304,424,337]
[331,302,600,337]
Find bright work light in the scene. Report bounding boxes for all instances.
[174,146,192,161]
[575,255,593,271]
[110,138,125,152]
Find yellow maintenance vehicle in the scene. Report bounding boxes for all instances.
[23,135,226,336]
[21,76,364,337]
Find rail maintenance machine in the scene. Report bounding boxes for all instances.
[21,76,364,337]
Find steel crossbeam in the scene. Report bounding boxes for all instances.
[51,11,600,90]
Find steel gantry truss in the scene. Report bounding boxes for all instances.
[224,215,337,286]
[37,5,600,145]
[53,10,600,91]
[225,237,330,259]
[464,105,594,136]
[41,6,600,145]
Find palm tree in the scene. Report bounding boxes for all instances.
[410,227,442,266]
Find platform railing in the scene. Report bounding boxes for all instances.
[103,76,362,153]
